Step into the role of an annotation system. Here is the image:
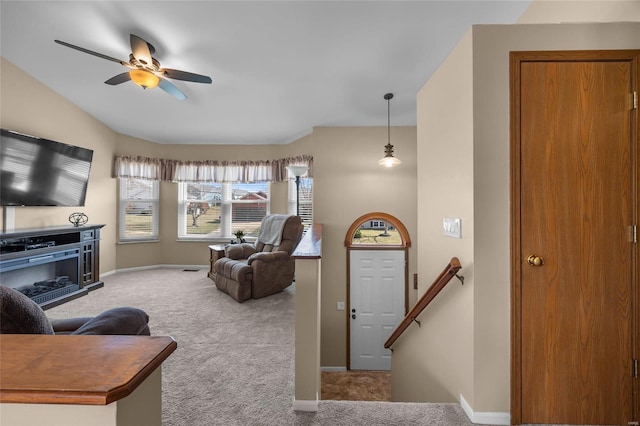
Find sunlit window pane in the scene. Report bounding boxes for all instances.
[118,178,159,241]
[178,182,270,239]
[352,220,402,245]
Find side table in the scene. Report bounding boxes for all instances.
[208,244,227,281]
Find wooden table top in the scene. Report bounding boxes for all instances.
[0,335,177,405]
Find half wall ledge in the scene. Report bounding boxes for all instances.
[0,335,177,426]
[293,224,322,411]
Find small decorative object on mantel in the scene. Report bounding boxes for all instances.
[233,230,246,244]
[68,212,88,227]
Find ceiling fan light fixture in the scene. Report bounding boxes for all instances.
[129,69,160,89]
[55,35,211,100]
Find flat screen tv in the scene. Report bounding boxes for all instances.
[0,129,94,206]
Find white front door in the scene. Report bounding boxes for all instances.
[349,249,405,371]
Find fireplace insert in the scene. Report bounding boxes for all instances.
[0,247,82,306]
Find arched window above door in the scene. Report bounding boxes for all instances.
[345,212,411,248]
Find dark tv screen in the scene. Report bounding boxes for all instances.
[0,129,94,206]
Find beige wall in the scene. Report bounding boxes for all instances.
[394,15,639,420]
[311,126,417,367]
[0,57,119,273]
[392,30,475,403]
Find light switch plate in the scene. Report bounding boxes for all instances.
[443,217,462,238]
[337,301,345,311]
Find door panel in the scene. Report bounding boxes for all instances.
[350,250,404,370]
[516,56,635,424]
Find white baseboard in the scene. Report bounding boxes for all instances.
[321,366,347,372]
[109,265,208,275]
[460,394,510,425]
[293,399,318,412]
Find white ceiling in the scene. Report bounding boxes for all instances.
[0,1,530,145]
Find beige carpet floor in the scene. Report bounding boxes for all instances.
[47,268,476,425]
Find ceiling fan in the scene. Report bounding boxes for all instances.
[54,34,212,100]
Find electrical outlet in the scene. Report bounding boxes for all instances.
[337,301,345,311]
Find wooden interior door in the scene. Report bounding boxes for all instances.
[511,51,639,425]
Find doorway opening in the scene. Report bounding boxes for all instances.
[322,212,410,401]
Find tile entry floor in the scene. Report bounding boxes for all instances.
[321,370,391,401]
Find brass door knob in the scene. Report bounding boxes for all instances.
[527,255,544,267]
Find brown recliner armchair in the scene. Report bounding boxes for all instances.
[214,214,303,302]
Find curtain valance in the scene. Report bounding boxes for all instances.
[113,155,313,183]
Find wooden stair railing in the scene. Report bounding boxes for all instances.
[384,257,462,349]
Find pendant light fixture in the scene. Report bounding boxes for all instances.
[378,92,401,168]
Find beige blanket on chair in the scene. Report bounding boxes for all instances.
[257,214,291,246]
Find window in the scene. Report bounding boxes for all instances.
[288,176,313,229]
[178,181,270,240]
[118,178,159,242]
[353,219,402,245]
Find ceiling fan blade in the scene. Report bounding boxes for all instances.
[159,78,187,100]
[105,72,131,85]
[130,34,153,67]
[160,68,212,84]
[54,40,127,66]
